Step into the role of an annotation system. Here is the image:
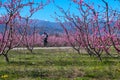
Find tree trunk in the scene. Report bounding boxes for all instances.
[4,54,9,63]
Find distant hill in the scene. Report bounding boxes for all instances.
[29,19,65,35]
[0,19,67,35]
[0,19,114,35]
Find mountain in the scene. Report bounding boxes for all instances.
[0,20,68,35]
[0,19,113,35]
[29,19,65,35]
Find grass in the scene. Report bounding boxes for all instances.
[0,48,120,80]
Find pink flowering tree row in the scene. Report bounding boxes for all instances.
[20,0,50,53]
[55,0,120,60]
[14,33,71,47]
[0,0,32,62]
[0,0,51,62]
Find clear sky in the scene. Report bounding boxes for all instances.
[28,0,73,22]
[0,0,120,22]
[29,0,120,22]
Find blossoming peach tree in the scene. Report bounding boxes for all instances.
[55,0,120,61]
[0,0,51,62]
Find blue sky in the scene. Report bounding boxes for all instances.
[0,0,120,22]
[28,0,73,22]
[29,0,120,22]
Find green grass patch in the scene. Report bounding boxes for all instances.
[0,49,120,80]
